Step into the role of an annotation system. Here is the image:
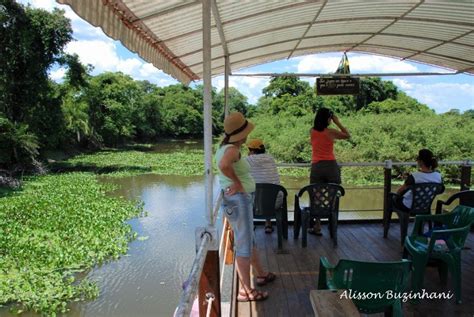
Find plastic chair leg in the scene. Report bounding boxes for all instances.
[301,210,309,248]
[330,216,338,247]
[293,207,301,240]
[282,208,288,240]
[398,212,409,246]
[451,254,462,304]
[276,212,283,250]
[391,300,402,317]
[438,262,448,285]
[411,257,428,301]
[383,209,393,238]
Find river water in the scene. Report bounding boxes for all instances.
[2,143,458,317]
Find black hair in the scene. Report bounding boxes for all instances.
[417,149,438,169]
[313,108,333,131]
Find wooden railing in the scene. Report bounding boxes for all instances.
[279,160,472,217]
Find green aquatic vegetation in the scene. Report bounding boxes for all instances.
[62,149,205,177]
[0,173,143,315]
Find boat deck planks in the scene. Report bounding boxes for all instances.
[236,222,474,317]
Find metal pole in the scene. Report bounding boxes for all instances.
[383,160,392,238]
[202,0,213,226]
[201,2,221,317]
[230,71,461,78]
[460,161,472,191]
[224,55,230,117]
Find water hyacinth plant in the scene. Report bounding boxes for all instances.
[0,173,143,315]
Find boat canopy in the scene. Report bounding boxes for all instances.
[57,0,474,84]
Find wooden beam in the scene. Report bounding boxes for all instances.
[348,0,425,52]
[190,42,473,70]
[176,31,473,60]
[403,30,474,61]
[288,0,327,59]
[211,0,229,57]
[130,1,200,23]
[161,15,474,44]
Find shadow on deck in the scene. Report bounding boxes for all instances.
[236,222,474,317]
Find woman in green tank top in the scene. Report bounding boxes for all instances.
[216,112,275,302]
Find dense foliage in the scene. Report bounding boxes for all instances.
[0,173,143,314]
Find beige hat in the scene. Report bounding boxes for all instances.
[224,112,255,143]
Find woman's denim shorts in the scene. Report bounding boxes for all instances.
[221,192,254,257]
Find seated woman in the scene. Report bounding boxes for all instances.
[246,138,282,233]
[393,148,443,211]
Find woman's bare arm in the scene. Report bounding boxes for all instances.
[329,115,350,139]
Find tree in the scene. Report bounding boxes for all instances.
[354,77,398,110]
[0,2,72,123]
[262,75,311,98]
[0,116,39,166]
[0,2,73,165]
[85,72,144,146]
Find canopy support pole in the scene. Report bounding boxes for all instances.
[202,0,213,227]
[200,1,221,317]
[224,55,230,117]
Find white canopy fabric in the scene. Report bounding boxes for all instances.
[58,0,474,84]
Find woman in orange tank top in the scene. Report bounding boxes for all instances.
[309,108,350,235]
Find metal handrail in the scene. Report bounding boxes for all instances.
[175,192,224,317]
[175,233,211,316]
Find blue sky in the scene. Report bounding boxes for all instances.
[21,0,473,114]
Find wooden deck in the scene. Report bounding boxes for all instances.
[236,222,474,317]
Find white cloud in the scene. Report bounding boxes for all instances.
[395,81,474,113]
[392,79,413,90]
[49,67,66,81]
[213,76,269,104]
[19,0,56,11]
[66,39,118,71]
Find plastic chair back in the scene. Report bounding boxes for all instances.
[408,182,444,215]
[444,205,474,248]
[253,183,287,219]
[319,257,411,314]
[297,183,345,218]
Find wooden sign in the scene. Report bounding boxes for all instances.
[316,77,360,95]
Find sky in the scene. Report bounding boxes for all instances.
[19,0,474,114]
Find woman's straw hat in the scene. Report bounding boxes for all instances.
[247,139,264,150]
[224,112,254,143]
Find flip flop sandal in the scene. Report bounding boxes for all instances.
[256,272,276,286]
[264,225,274,234]
[237,289,268,302]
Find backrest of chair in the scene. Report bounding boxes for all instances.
[332,259,412,313]
[410,182,444,215]
[298,183,345,217]
[253,183,287,218]
[445,205,474,248]
[457,190,474,207]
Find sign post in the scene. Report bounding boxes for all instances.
[316,53,360,95]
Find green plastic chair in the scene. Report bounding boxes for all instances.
[318,257,412,316]
[253,183,288,250]
[403,205,474,304]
